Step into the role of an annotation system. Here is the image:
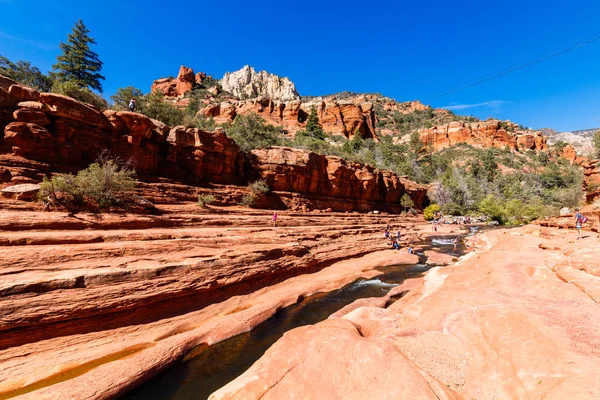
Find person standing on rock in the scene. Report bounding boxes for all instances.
[128,98,136,113]
[272,211,278,228]
[575,208,586,240]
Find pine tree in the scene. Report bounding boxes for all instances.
[52,20,105,93]
[305,106,325,140]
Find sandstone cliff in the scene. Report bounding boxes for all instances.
[150,66,551,152]
[220,65,300,101]
[583,159,600,202]
[416,120,547,152]
[0,76,426,212]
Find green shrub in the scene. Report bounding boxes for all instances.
[39,158,136,210]
[423,204,440,220]
[400,193,414,213]
[226,114,283,151]
[250,179,270,195]
[197,194,215,208]
[52,80,107,110]
[239,193,257,207]
[142,92,185,126]
[110,86,144,111]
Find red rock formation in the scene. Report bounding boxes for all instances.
[583,159,600,202]
[0,79,425,211]
[418,120,547,152]
[200,97,377,139]
[195,71,207,85]
[151,65,208,98]
[249,147,427,212]
[212,226,600,399]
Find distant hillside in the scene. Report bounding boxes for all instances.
[542,128,598,155]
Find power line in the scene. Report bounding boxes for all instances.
[425,31,600,99]
[423,32,600,100]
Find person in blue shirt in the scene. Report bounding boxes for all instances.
[574,208,584,240]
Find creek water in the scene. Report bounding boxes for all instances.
[122,230,474,400]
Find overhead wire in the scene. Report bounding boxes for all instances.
[422,31,600,100]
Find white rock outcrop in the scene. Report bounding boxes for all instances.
[220,65,300,101]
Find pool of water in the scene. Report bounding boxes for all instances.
[121,263,432,400]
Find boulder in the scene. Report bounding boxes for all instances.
[560,207,571,216]
[195,71,207,85]
[0,183,40,200]
[151,78,177,97]
[39,93,110,129]
[13,108,50,126]
[104,110,155,139]
[8,84,41,102]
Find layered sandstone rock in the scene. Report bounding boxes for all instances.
[0,79,425,211]
[220,65,300,101]
[583,159,600,202]
[0,207,424,399]
[213,226,600,399]
[418,120,547,152]
[166,126,245,184]
[249,147,427,212]
[200,96,377,138]
[151,65,209,98]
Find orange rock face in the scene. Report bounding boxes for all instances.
[213,227,600,399]
[200,97,377,139]
[583,159,600,202]
[419,120,547,152]
[151,65,207,98]
[0,84,425,212]
[249,147,427,212]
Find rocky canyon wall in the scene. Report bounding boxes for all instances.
[152,66,429,140]
[417,120,547,152]
[0,75,426,212]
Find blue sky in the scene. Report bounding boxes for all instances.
[1,0,599,131]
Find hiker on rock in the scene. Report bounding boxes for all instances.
[384,227,390,239]
[129,98,136,112]
[575,208,586,240]
[272,211,278,228]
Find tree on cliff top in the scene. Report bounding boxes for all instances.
[52,19,105,93]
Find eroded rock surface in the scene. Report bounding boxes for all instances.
[0,78,425,212]
[220,65,300,101]
[0,206,423,399]
[213,226,600,399]
[418,120,547,152]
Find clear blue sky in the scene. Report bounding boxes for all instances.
[1,0,599,131]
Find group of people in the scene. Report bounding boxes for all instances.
[384,226,414,254]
